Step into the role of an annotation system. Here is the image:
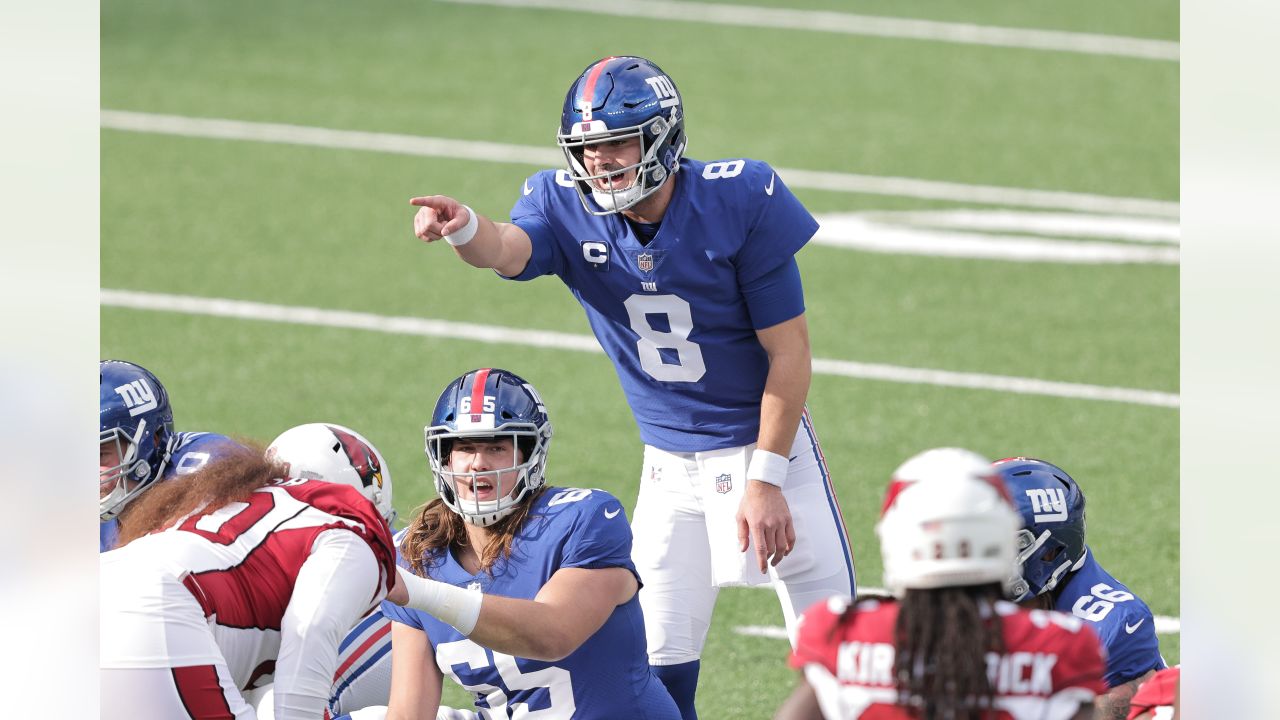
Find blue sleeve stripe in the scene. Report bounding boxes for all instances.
[330,643,393,713]
[801,407,857,594]
[338,611,386,653]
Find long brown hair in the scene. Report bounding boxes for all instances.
[400,486,549,575]
[116,443,278,547]
[891,583,1006,719]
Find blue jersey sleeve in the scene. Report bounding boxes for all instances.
[557,491,637,576]
[742,256,805,329]
[379,596,425,630]
[1056,554,1166,687]
[508,172,565,281]
[1095,603,1165,686]
[735,164,818,285]
[165,432,245,478]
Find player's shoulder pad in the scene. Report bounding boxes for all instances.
[174,431,243,454]
[532,486,629,527]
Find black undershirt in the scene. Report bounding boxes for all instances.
[626,218,662,246]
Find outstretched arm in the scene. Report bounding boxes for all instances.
[391,564,638,662]
[410,195,533,277]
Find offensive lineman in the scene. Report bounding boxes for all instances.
[995,457,1167,718]
[381,368,679,719]
[100,359,243,551]
[409,56,855,718]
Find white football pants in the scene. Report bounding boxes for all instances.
[631,409,857,665]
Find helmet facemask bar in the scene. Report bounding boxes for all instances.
[424,423,550,527]
[557,110,682,216]
[99,421,167,520]
[1010,527,1079,600]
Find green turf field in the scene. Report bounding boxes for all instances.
[102,1,1178,715]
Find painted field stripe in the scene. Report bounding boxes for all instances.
[100,110,1179,218]
[858,210,1180,244]
[437,0,1178,62]
[811,358,1177,408]
[101,289,1179,409]
[812,216,1180,264]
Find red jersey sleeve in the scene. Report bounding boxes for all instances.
[282,479,397,598]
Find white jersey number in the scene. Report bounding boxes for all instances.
[623,294,706,383]
[436,639,576,718]
[1071,583,1135,622]
[701,160,745,180]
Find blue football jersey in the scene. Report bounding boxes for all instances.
[509,158,818,452]
[1053,548,1166,687]
[383,487,678,719]
[99,431,243,552]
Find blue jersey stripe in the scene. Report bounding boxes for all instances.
[801,408,856,593]
[330,643,392,712]
[338,611,385,654]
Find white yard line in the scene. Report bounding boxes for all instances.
[437,0,1178,62]
[857,210,1180,244]
[812,215,1179,264]
[100,290,1179,409]
[100,110,1179,218]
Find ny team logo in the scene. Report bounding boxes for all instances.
[1025,487,1068,522]
[114,379,158,416]
[644,75,680,108]
[715,473,733,494]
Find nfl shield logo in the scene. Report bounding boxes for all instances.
[637,252,654,273]
[715,473,733,494]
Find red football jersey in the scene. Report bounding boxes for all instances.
[789,596,1106,719]
[142,479,397,690]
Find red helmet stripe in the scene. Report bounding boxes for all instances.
[579,56,617,121]
[469,368,492,422]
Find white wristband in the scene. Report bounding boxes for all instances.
[747,449,789,488]
[397,566,483,635]
[444,205,479,246]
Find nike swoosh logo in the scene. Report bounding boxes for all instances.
[603,507,621,519]
[1125,619,1146,633]
[764,173,775,196]
[522,180,534,196]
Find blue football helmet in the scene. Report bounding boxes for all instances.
[424,368,553,527]
[556,55,688,215]
[99,360,176,520]
[993,457,1088,601]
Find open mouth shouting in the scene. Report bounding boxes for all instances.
[458,474,502,501]
[595,169,634,191]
